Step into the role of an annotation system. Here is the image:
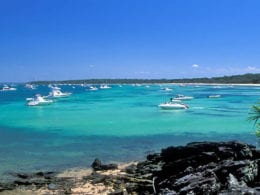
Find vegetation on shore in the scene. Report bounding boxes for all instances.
[249,102,260,137]
[30,73,260,85]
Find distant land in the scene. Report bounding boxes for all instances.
[30,73,260,85]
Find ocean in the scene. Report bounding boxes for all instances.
[0,83,259,180]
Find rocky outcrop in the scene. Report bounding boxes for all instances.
[0,171,75,194]
[83,141,260,194]
[131,141,260,194]
[92,158,118,171]
[2,141,260,194]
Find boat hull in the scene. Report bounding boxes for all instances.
[159,103,188,110]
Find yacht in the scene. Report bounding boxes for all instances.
[25,84,36,89]
[100,84,111,89]
[48,84,61,90]
[159,102,189,110]
[49,89,71,98]
[27,95,53,106]
[172,94,194,101]
[1,85,17,91]
[89,86,98,91]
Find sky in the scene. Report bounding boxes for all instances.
[0,0,260,82]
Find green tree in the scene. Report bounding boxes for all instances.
[249,102,260,137]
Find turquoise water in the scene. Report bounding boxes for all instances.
[0,84,259,180]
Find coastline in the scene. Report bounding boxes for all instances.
[170,83,260,87]
[0,81,260,194]
[2,141,260,194]
[30,82,260,87]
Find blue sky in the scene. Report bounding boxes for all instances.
[0,0,260,82]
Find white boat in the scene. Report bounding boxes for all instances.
[158,102,189,110]
[27,95,53,106]
[100,84,111,89]
[1,85,17,91]
[48,84,61,90]
[208,95,221,98]
[49,89,71,98]
[172,94,193,101]
[161,87,173,91]
[25,84,36,89]
[89,86,98,91]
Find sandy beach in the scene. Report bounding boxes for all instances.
[0,162,137,195]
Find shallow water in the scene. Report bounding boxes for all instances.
[0,84,258,180]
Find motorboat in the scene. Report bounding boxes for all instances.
[1,85,17,91]
[161,87,173,91]
[208,95,221,98]
[158,102,189,110]
[27,95,53,106]
[89,86,98,91]
[49,89,71,98]
[25,84,36,89]
[48,84,61,90]
[172,94,194,101]
[100,84,111,89]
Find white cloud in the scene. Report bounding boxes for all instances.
[192,64,199,68]
[247,66,256,70]
[89,64,95,68]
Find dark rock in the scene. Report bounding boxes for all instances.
[214,160,258,185]
[108,189,128,195]
[147,153,161,162]
[16,173,30,179]
[101,163,118,171]
[125,182,139,192]
[0,183,16,192]
[91,173,107,184]
[64,188,73,194]
[91,158,102,170]
[14,180,32,185]
[35,171,44,177]
[146,141,260,194]
[91,158,118,171]
[159,188,177,195]
[125,164,137,174]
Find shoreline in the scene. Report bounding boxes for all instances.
[170,82,260,86]
[3,81,260,87]
[2,141,260,194]
[30,82,260,87]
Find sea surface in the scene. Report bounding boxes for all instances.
[0,83,259,180]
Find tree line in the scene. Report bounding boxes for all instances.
[30,73,260,85]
